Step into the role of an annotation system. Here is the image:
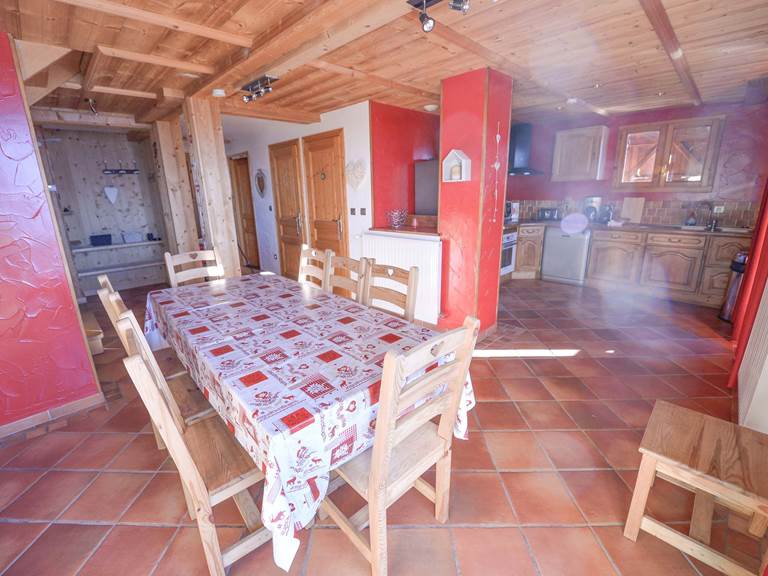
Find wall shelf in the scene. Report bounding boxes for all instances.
[71,240,164,254]
[77,260,164,278]
[442,149,471,182]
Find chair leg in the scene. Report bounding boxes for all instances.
[689,490,714,544]
[368,496,388,576]
[435,450,452,523]
[195,500,226,576]
[151,422,166,450]
[624,453,658,541]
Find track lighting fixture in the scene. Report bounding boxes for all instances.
[448,0,470,14]
[240,75,277,103]
[419,0,435,32]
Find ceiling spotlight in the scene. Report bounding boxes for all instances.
[424,103,439,112]
[566,97,580,105]
[212,88,226,98]
[240,75,277,103]
[657,90,666,96]
[420,0,435,32]
[593,82,601,88]
[448,0,470,14]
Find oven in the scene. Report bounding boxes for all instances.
[500,231,517,275]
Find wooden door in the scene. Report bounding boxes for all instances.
[303,129,348,257]
[228,155,259,269]
[269,139,305,279]
[640,246,703,292]
[587,241,644,284]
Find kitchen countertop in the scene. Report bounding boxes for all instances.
[518,219,753,237]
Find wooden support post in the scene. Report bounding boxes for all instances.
[150,116,199,254]
[182,96,241,278]
[624,453,658,541]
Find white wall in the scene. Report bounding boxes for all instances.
[222,101,372,273]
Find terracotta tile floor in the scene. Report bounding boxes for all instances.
[1,279,765,575]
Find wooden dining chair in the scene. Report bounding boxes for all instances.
[112,303,215,430]
[362,260,419,322]
[319,316,480,576]
[298,244,332,288]
[120,318,272,576]
[97,287,187,382]
[165,249,224,288]
[96,273,114,293]
[327,255,368,302]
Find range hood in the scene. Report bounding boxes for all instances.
[508,123,543,176]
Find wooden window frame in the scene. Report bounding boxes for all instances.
[613,116,724,193]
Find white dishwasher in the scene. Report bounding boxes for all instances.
[540,226,592,285]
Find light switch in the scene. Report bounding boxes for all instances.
[350,208,356,215]
[269,205,273,212]
[713,205,725,214]
[360,208,367,216]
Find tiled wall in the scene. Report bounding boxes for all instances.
[518,198,758,229]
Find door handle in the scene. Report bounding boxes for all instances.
[295,214,302,236]
[333,215,342,237]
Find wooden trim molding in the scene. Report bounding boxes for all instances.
[0,392,105,440]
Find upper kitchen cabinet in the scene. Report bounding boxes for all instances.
[614,117,724,192]
[551,126,608,181]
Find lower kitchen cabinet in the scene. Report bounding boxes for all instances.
[699,266,731,299]
[587,240,644,284]
[640,246,704,292]
[513,225,545,278]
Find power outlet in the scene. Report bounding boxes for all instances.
[360,208,366,216]
[713,205,725,214]
[350,208,356,215]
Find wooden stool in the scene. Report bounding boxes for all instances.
[624,400,768,576]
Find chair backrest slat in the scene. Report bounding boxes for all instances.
[165,250,223,288]
[298,244,332,288]
[123,352,208,502]
[368,316,479,494]
[114,308,188,433]
[328,255,367,302]
[363,260,419,321]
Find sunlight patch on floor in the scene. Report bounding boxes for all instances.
[473,348,581,358]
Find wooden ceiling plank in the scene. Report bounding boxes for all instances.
[307,59,440,101]
[219,99,321,124]
[192,0,413,98]
[411,13,608,117]
[51,0,253,47]
[96,45,216,75]
[31,106,150,130]
[638,0,703,106]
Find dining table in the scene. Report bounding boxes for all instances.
[144,272,475,571]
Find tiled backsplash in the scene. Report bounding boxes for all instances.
[517,198,759,229]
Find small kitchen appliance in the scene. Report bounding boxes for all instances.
[537,207,560,221]
[504,201,519,225]
[583,196,602,222]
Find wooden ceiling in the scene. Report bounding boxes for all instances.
[2,0,767,125]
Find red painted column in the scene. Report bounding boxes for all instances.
[438,68,512,334]
[0,34,100,427]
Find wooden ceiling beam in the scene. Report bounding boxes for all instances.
[26,51,81,105]
[31,107,150,130]
[95,45,216,75]
[218,99,320,124]
[137,87,186,123]
[638,0,703,106]
[82,46,109,93]
[307,60,440,101]
[14,39,71,80]
[62,79,158,100]
[51,0,253,47]
[192,0,413,98]
[408,13,608,117]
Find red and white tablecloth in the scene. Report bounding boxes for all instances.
[144,273,475,571]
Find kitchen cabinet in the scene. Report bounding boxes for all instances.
[551,126,608,181]
[514,224,545,278]
[706,235,752,267]
[699,267,731,299]
[640,246,704,292]
[587,240,644,284]
[697,235,752,303]
[614,117,724,193]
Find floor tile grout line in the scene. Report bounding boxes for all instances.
[72,523,117,576]
[0,521,52,576]
[147,525,182,576]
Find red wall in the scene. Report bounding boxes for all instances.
[507,103,768,203]
[0,34,99,426]
[370,101,440,227]
[438,68,512,333]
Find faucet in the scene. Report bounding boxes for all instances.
[695,201,716,230]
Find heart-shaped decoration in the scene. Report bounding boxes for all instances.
[345,159,366,190]
[104,186,119,204]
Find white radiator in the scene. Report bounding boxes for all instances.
[361,230,442,325]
